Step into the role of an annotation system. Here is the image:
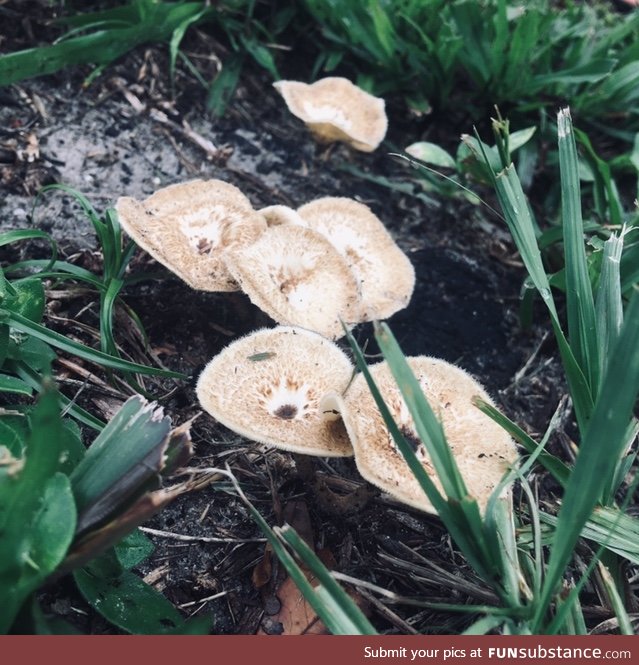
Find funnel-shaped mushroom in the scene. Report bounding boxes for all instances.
[196,327,354,456]
[115,179,267,291]
[297,197,415,320]
[331,357,518,513]
[273,78,387,152]
[223,225,362,340]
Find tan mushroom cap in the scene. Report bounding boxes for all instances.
[273,77,387,152]
[297,198,415,321]
[224,225,362,340]
[115,179,267,291]
[196,326,354,456]
[258,205,306,227]
[335,357,518,513]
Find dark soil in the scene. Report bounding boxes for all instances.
[1,6,572,635]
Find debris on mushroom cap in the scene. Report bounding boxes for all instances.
[196,326,354,456]
[223,224,362,340]
[115,179,267,292]
[297,197,415,321]
[273,77,387,152]
[336,357,518,514]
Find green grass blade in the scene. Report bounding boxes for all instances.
[533,292,639,630]
[474,398,571,487]
[277,525,378,635]
[373,321,468,500]
[224,468,376,635]
[13,361,105,431]
[557,108,600,396]
[493,163,594,430]
[4,310,185,379]
[595,232,624,385]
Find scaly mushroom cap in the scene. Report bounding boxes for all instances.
[335,357,518,513]
[224,225,362,340]
[115,179,267,291]
[297,198,415,321]
[196,326,354,456]
[273,78,387,152]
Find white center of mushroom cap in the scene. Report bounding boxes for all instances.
[258,376,316,421]
[302,102,353,130]
[177,206,228,254]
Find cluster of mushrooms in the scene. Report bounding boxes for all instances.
[115,77,518,514]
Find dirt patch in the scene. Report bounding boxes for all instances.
[1,31,564,634]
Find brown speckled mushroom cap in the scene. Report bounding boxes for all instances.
[297,197,415,321]
[196,326,354,456]
[273,77,387,152]
[336,357,518,513]
[223,225,362,340]
[115,179,266,291]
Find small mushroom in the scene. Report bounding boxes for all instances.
[196,326,354,456]
[273,77,387,152]
[115,179,267,291]
[223,224,362,340]
[297,197,415,320]
[329,357,518,513]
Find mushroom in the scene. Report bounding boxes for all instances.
[115,179,267,291]
[273,77,387,152]
[223,224,362,340]
[196,326,354,456]
[258,204,306,228]
[297,197,415,321]
[327,357,518,513]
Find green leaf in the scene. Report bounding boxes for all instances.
[0,413,29,456]
[115,529,155,570]
[508,126,537,153]
[5,278,46,324]
[70,396,172,533]
[4,310,186,379]
[7,336,57,371]
[207,52,245,116]
[557,108,600,398]
[74,551,210,635]
[595,233,624,385]
[0,373,33,395]
[0,471,76,633]
[405,141,456,169]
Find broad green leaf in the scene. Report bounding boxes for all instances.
[0,471,76,633]
[115,529,155,570]
[405,141,456,169]
[508,126,537,153]
[0,414,29,456]
[74,551,210,635]
[5,278,46,323]
[7,336,56,371]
